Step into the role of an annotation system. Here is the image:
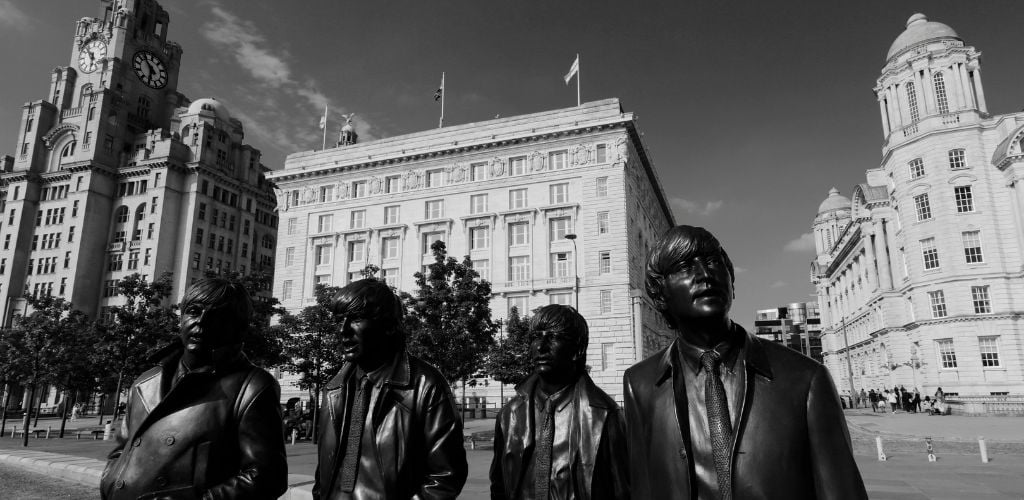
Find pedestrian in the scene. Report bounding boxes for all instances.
[859,388,867,409]
[887,389,898,413]
[868,389,878,412]
[912,388,921,413]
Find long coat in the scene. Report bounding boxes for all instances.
[490,373,629,500]
[313,350,468,500]
[623,331,867,500]
[100,344,288,500]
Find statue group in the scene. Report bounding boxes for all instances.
[99,225,867,500]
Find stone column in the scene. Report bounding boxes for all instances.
[1008,178,1024,267]
[921,66,936,115]
[863,227,878,291]
[878,96,891,137]
[874,218,894,290]
[971,67,988,113]
[956,63,975,110]
[886,87,903,129]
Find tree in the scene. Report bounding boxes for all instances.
[203,270,288,368]
[402,241,496,402]
[93,272,179,424]
[47,306,102,438]
[485,307,533,387]
[280,284,344,443]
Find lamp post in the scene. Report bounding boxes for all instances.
[564,234,579,308]
[841,317,858,408]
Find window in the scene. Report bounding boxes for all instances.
[381,268,399,287]
[928,290,947,318]
[509,156,526,176]
[108,253,123,271]
[68,227,75,243]
[196,228,204,244]
[151,197,158,214]
[0,259,4,274]
[470,194,488,214]
[913,193,931,221]
[509,256,531,282]
[144,248,151,266]
[549,292,572,305]
[315,274,332,286]
[350,210,365,229]
[228,215,234,230]
[549,183,569,204]
[470,162,487,181]
[921,237,939,270]
[8,209,14,225]
[596,177,608,197]
[936,339,957,369]
[508,295,529,317]
[600,290,612,314]
[313,244,332,266]
[509,189,527,209]
[384,206,400,224]
[287,218,297,235]
[192,252,201,269]
[384,176,400,194]
[549,217,570,241]
[198,203,206,221]
[2,235,7,250]
[948,148,967,169]
[471,259,490,280]
[909,158,925,179]
[934,72,949,114]
[60,277,67,295]
[241,243,248,257]
[207,233,215,249]
[147,223,155,239]
[72,200,79,217]
[509,222,530,246]
[127,251,139,270]
[971,285,991,314]
[102,280,120,298]
[243,220,250,236]
[425,169,443,188]
[425,200,444,219]
[954,186,974,213]
[960,230,983,263]
[906,81,919,122]
[319,185,335,203]
[470,227,490,250]
[284,247,295,266]
[979,337,1000,367]
[596,144,607,163]
[549,150,567,170]
[422,232,444,254]
[317,214,333,233]
[382,237,400,260]
[597,212,609,234]
[599,251,611,274]
[550,252,571,277]
[351,180,367,198]
[282,280,293,300]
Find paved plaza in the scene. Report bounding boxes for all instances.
[0,409,1022,499]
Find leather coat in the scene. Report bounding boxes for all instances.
[490,373,629,500]
[624,330,867,500]
[100,343,288,500]
[313,350,468,499]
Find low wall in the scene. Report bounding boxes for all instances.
[947,396,1024,416]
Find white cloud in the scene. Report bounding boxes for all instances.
[670,198,724,217]
[770,280,788,288]
[733,266,748,274]
[204,7,292,87]
[784,232,816,252]
[0,1,30,29]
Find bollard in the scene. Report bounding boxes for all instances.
[876,436,886,461]
[926,436,936,462]
[103,421,113,441]
[10,425,15,439]
[46,426,51,439]
[290,428,297,446]
[979,436,990,463]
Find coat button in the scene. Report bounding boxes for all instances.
[115,479,125,489]
[132,437,142,447]
[678,447,688,460]
[164,436,175,446]
[155,476,168,487]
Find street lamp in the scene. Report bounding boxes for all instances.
[564,233,579,308]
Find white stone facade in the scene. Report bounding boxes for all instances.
[267,99,675,403]
[811,14,1024,397]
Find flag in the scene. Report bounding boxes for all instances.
[318,105,327,130]
[434,87,443,101]
[564,54,579,85]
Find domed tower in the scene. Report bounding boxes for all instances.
[337,114,358,147]
[875,13,987,148]
[813,187,852,259]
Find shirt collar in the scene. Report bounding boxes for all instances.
[534,379,574,413]
[674,322,746,375]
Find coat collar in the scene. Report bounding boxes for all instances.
[655,322,774,385]
[324,349,411,391]
[513,373,615,410]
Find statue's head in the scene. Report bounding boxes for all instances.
[646,225,735,330]
[328,279,406,369]
[179,277,254,359]
[529,304,589,381]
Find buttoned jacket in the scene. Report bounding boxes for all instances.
[623,329,867,500]
[313,350,467,500]
[489,373,629,500]
[100,344,288,500]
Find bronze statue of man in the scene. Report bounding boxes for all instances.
[490,304,628,500]
[101,278,288,499]
[624,225,866,499]
[313,279,467,499]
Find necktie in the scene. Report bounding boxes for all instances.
[534,397,555,500]
[340,376,372,492]
[701,350,733,500]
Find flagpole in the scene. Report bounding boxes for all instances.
[321,105,328,150]
[439,72,445,129]
[576,53,581,107]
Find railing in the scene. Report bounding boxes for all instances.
[108,241,125,252]
[941,112,961,125]
[543,276,574,287]
[61,107,83,119]
[946,395,1024,416]
[128,240,142,250]
[902,124,918,137]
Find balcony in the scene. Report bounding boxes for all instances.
[108,241,125,252]
[129,240,142,250]
[61,107,83,119]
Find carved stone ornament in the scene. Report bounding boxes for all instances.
[548,208,571,218]
[42,123,80,149]
[337,182,350,200]
[380,229,401,238]
[451,164,467,183]
[404,170,422,190]
[468,220,489,229]
[272,186,285,210]
[615,137,628,162]
[508,214,529,223]
[490,157,506,177]
[370,176,383,195]
[572,144,592,166]
[530,151,545,172]
[302,187,316,204]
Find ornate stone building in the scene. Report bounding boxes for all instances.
[267,98,674,402]
[811,14,1024,398]
[0,0,278,411]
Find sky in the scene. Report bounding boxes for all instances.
[1,0,1023,329]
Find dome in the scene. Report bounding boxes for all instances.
[886,13,960,60]
[342,122,355,133]
[187,97,232,122]
[817,187,851,214]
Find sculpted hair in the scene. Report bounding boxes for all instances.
[645,225,735,327]
[329,279,407,350]
[530,304,589,373]
[180,277,254,328]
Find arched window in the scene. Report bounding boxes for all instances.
[137,96,151,120]
[905,81,919,122]
[115,206,129,223]
[933,72,949,114]
[79,84,93,107]
[132,204,146,240]
[61,141,76,159]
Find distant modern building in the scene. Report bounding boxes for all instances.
[267,99,675,402]
[0,0,277,411]
[753,301,822,363]
[811,13,1024,397]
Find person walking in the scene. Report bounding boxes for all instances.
[912,389,922,413]
[868,389,878,412]
[886,390,898,413]
[859,389,867,409]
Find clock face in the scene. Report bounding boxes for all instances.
[132,50,168,89]
[77,40,107,73]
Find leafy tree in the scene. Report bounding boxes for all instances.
[93,272,179,424]
[402,241,496,401]
[359,264,380,280]
[280,284,343,443]
[485,307,533,387]
[203,270,288,368]
[49,318,104,438]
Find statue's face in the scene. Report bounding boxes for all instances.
[661,251,734,326]
[180,302,241,357]
[338,314,390,365]
[530,327,580,381]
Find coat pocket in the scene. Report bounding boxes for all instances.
[193,441,211,490]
